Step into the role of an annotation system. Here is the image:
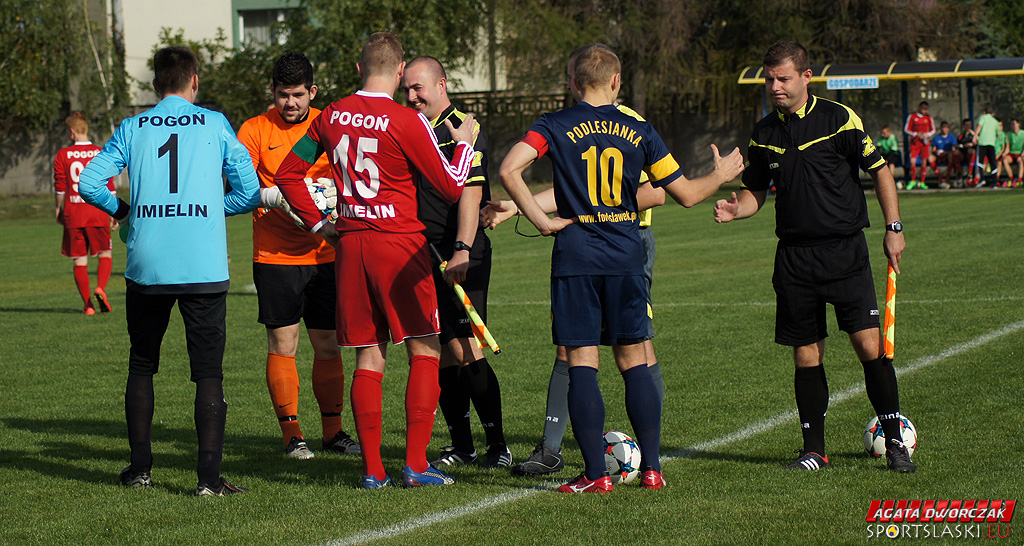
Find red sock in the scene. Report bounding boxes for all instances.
[97,256,112,290]
[352,369,384,479]
[266,353,302,443]
[73,265,91,305]
[312,356,345,441]
[405,355,441,473]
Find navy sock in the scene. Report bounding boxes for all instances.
[794,365,828,455]
[567,366,605,480]
[541,359,570,451]
[438,365,473,453]
[622,365,661,472]
[862,356,902,444]
[648,362,664,407]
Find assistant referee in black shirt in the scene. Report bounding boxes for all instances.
[713,41,915,473]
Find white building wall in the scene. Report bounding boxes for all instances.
[119,1,235,105]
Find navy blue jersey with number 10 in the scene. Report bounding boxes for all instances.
[521,102,682,277]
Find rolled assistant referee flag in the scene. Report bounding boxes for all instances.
[883,262,897,359]
[428,243,501,355]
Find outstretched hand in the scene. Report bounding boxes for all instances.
[446,114,480,145]
[480,200,517,229]
[712,144,745,183]
[714,192,740,223]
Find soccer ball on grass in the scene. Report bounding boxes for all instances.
[863,414,917,457]
[604,431,642,484]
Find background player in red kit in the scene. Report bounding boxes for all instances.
[274,32,479,489]
[904,101,936,189]
[53,112,116,315]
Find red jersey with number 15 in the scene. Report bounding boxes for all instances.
[274,90,473,234]
[53,142,115,228]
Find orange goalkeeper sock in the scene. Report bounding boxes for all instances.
[312,355,345,441]
[267,353,302,443]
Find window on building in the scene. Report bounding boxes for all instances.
[239,9,289,47]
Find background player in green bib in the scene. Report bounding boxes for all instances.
[1000,119,1024,186]
[975,106,999,184]
[500,44,743,493]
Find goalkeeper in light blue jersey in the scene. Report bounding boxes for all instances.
[78,46,258,497]
[80,73,259,288]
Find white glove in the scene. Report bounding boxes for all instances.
[307,177,338,222]
[260,186,305,227]
[260,186,284,209]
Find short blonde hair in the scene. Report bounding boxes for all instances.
[360,32,404,77]
[573,44,620,91]
[65,112,88,135]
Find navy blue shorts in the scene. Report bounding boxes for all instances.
[551,275,648,347]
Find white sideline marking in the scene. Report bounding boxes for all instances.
[323,489,542,546]
[671,317,1024,456]
[317,318,1024,546]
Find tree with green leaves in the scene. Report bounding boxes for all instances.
[1,0,126,132]
[497,0,981,118]
[144,0,486,128]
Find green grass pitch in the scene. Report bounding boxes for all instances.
[0,188,1021,546]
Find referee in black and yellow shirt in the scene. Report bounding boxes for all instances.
[713,41,915,473]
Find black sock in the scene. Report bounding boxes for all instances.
[125,373,154,472]
[438,365,473,453]
[460,358,506,448]
[862,356,903,443]
[648,362,664,408]
[794,365,828,455]
[567,366,605,480]
[541,359,570,451]
[622,365,661,472]
[195,377,226,487]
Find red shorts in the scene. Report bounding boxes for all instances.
[909,141,930,160]
[334,230,440,346]
[1010,153,1021,162]
[62,226,111,258]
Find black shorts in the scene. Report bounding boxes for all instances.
[551,274,648,347]
[772,232,880,346]
[126,287,227,382]
[253,262,336,330]
[433,247,491,345]
[639,226,656,340]
[978,145,997,168]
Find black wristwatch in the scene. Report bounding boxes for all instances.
[453,240,472,252]
[886,221,903,233]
